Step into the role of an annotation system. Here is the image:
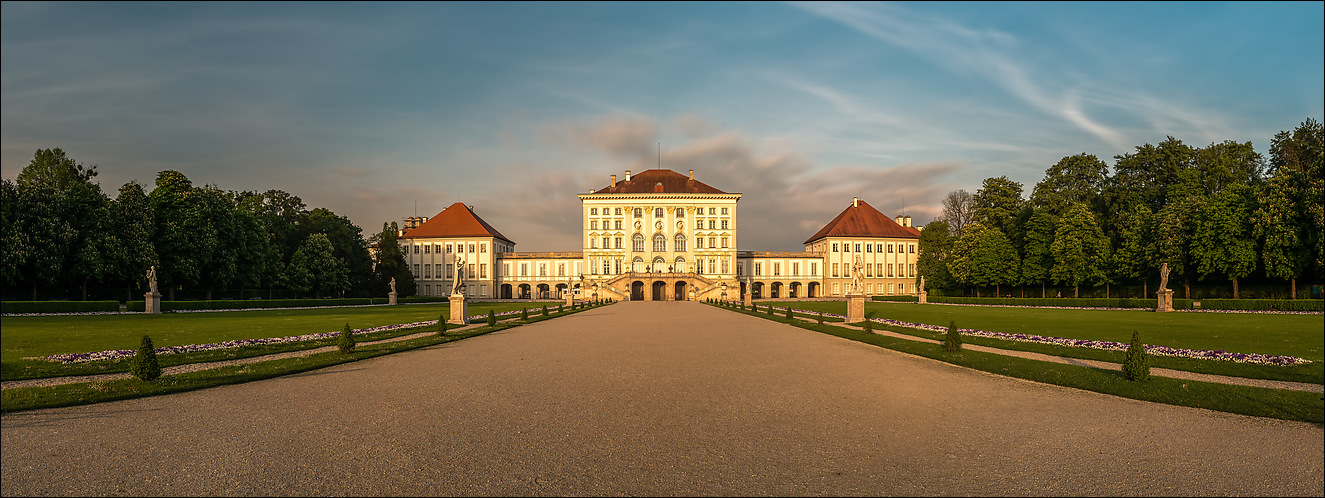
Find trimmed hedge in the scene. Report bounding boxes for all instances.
[1,300,120,314]
[398,296,450,304]
[871,296,919,302]
[924,296,1322,312]
[125,298,374,312]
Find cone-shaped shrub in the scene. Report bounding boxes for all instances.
[542,305,548,316]
[817,312,824,325]
[521,308,529,320]
[1123,331,1151,381]
[438,314,448,337]
[861,315,873,333]
[558,304,564,314]
[130,335,161,381]
[943,320,962,352]
[487,310,497,326]
[338,323,356,354]
[785,307,794,320]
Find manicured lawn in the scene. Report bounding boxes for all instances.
[761,301,1324,361]
[1,302,568,366]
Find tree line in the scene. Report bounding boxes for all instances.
[1,148,414,301]
[918,119,1324,300]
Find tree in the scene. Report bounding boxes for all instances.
[944,320,962,352]
[1050,203,1110,298]
[1110,204,1155,294]
[1122,331,1150,381]
[149,170,199,300]
[1031,153,1108,218]
[372,222,416,297]
[287,233,349,298]
[1155,196,1205,298]
[110,182,157,301]
[11,148,108,300]
[1107,137,1198,215]
[130,335,162,381]
[302,208,374,296]
[1252,173,1307,298]
[972,176,1024,237]
[940,189,975,238]
[1192,184,1257,298]
[916,220,955,292]
[338,323,356,354]
[190,185,239,300]
[1193,140,1265,194]
[0,180,28,288]
[1268,118,1324,285]
[1019,209,1056,298]
[948,223,1019,297]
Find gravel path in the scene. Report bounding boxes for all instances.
[2,301,1321,496]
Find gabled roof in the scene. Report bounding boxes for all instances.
[400,202,513,243]
[804,199,920,244]
[591,169,728,194]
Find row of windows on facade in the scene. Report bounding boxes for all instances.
[829,282,908,296]
[582,256,728,275]
[745,262,916,278]
[403,242,498,255]
[414,263,487,280]
[588,219,729,230]
[589,207,729,217]
[832,242,916,254]
[422,284,488,297]
[589,233,729,251]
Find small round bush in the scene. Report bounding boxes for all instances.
[338,323,356,354]
[943,320,962,352]
[130,335,162,381]
[1123,331,1150,381]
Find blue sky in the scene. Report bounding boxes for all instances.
[3,1,1321,251]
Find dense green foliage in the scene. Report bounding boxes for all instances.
[337,323,356,354]
[1,301,119,314]
[920,119,1325,300]
[124,298,375,312]
[129,335,161,381]
[1123,331,1150,381]
[944,320,962,352]
[2,150,388,302]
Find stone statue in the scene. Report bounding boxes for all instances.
[146,265,158,294]
[1159,262,1170,291]
[919,275,925,293]
[452,255,466,295]
[389,277,397,294]
[851,254,865,294]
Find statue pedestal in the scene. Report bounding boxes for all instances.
[448,293,469,325]
[388,291,398,305]
[918,291,928,304]
[743,290,752,308]
[1156,289,1174,313]
[144,292,162,314]
[846,293,866,324]
[565,291,575,307]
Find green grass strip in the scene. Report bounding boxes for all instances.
[1,305,601,413]
[709,302,1324,424]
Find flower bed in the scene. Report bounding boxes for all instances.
[42,307,551,364]
[748,303,1313,366]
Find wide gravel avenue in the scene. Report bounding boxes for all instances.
[3,301,1321,496]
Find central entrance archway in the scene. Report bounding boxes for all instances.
[674,281,687,301]
[652,281,666,301]
[631,281,645,301]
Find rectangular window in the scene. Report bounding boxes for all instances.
[602,236,609,248]
[469,244,475,253]
[696,237,704,249]
[539,264,547,277]
[480,264,488,278]
[615,208,622,216]
[899,283,906,294]
[866,265,872,277]
[755,263,762,276]
[876,263,883,277]
[721,207,728,215]
[832,263,840,278]
[468,264,474,277]
[676,208,684,217]
[792,262,799,276]
[887,283,895,295]
[708,259,716,274]
[708,207,716,215]
[591,208,598,215]
[706,220,714,229]
[521,263,528,277]
[855,243,862,252]
[481,244,487,253]
[865,244,871,253]
[721,219,729,229]
[503,263,509,276]
[708,237,715,248]
[424,264,432,278]
[591,237,597,249]
[412,264,419,277]
[721,237,729,248]
[591,220,598,230]
[888,244,894,253]
[832,283,840,296]
[843,243,850,253]
[866,283,874,295]
[811,262,818,276]
[721,258,729,274]
[888,264,894,277]
[424,244,431,254]
[615,220,622,230]
[909,264,916,276]
[615,237,622,249]
[614,259,621,274]
[558,263,566,276]
[910,244,916,254]
[446,264,454,279]
[876,244,882,252]
[413,245,419,254]
[773,263,781,276]
[832,243,838,252]
[446,244,453,253]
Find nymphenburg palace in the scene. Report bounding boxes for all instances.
[394,168,920,301]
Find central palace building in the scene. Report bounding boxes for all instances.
[394,168,921,301]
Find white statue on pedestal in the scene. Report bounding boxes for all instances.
[146,265,158,294]
[850,254,865,294]
[451,255,466,295]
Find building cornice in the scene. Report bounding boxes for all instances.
[578,193,743,201]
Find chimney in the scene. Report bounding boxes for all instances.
[896,215,904,226]
[625,170,632,182]
[689,169,694,180]
[904,216,912,227]
[611,174,617,188]
[853,197,858,208]
[589,189,595,194]
[654,182,664,193]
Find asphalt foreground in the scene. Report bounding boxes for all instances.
[2,302,1321,496]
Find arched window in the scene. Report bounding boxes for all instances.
[674,233,687,252]
[652,233,666,252]
[632,233,645,252]
[652,256,666,271]
[674,256,687,273]
[654,207,664,218]
[633,208,642,218]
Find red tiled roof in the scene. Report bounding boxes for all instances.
[804,199,920,244]
[400,202,513,243]
[591,169,728,194]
